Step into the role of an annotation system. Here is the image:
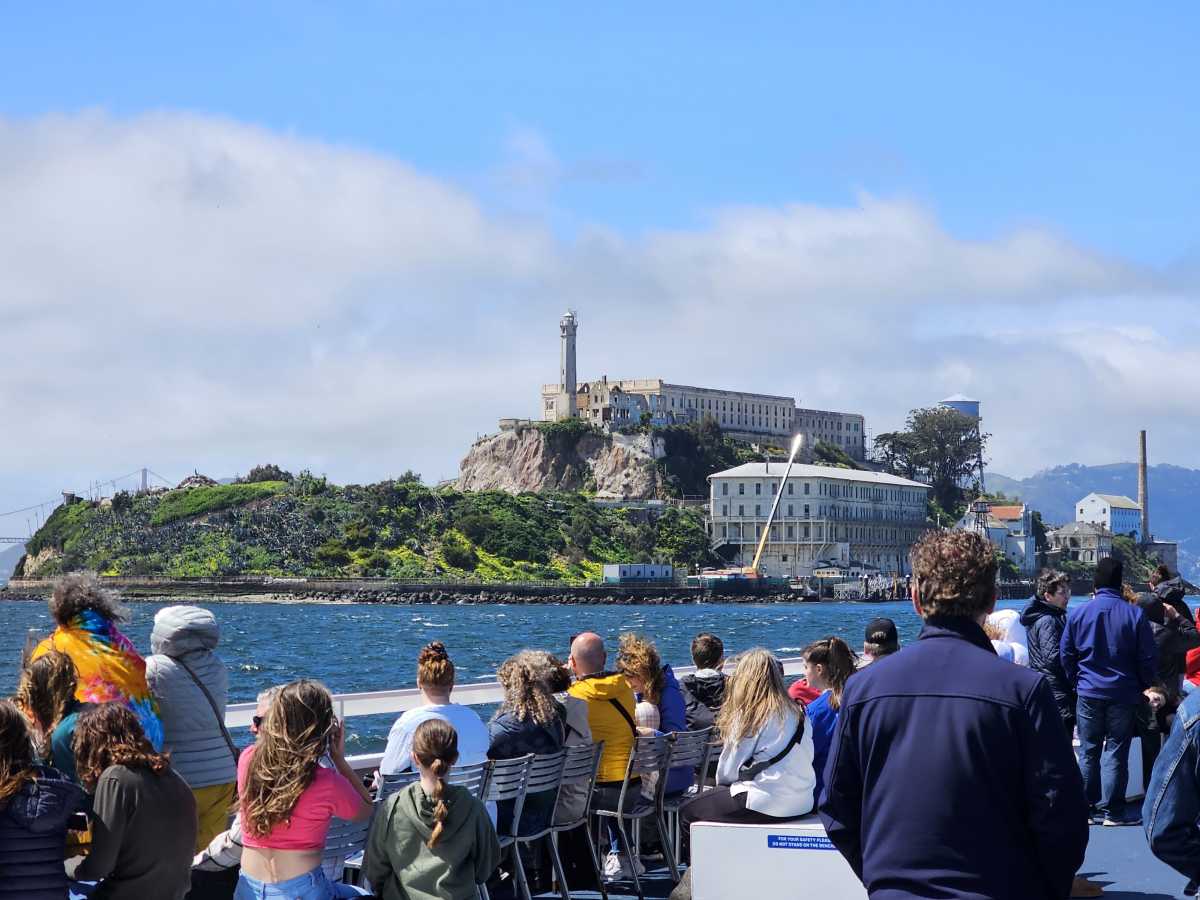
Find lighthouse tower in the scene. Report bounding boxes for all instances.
[558,310,578,420]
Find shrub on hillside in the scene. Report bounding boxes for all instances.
[441,531,478,570]
[26,500,98,556]
[241,464,294,484]
[315,539,351,567]
[150,481,287,526]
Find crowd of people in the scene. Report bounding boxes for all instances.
[3,546,1200,899]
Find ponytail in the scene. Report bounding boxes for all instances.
[803,636,857,710]
[412,718,459,849]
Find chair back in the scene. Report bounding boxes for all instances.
[552,741,603,828]
[379,760,492,801]
[485,754,534,843]
[321,804,375,883]
[666,727,714,772]
[525,749,567,797]
[625,732,671,779]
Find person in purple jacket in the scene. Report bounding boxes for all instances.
[1061,556,1157,826]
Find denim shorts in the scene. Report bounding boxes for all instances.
[235,865,359,900]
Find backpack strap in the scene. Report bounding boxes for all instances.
[738,709,806,782]
[170,654,240,767]
[608,698,638,736]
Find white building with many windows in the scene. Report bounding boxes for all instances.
[708,463,930,577]
[1076,493,1142,541]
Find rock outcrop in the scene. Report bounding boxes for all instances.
[457,427,665,499]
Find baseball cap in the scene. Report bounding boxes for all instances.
[864,617,899,651]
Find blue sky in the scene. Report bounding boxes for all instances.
[5,3,1197,261]
[1,3,1198,526]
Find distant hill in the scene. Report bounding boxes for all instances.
[0,543,25,585]
[986,463,1200,580]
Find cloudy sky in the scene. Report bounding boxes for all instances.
[1,3,1198,532]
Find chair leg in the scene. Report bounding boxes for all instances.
[511,842,531,900]
[659,811,679,884]
[583,822,609,900]
[478,883,490,900]
[614,820,643,900]
[547,832,570,900]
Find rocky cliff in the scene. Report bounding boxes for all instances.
[457,426,666,499]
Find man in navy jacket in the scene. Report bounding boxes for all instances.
[1061,557,1156,825]
[820,530,1088,900]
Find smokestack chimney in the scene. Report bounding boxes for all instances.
[1138,430,1150,544]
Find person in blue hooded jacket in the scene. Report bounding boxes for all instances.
[0,699,87,900]
[617,633,691,795]
[1061,556,1157,825]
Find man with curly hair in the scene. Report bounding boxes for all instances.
[820,530,1088,900]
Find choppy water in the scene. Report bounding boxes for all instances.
[0,597,1042,754]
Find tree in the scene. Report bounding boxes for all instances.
[110,491,133,515]
[875,406,988,513]
[441,532,478,570]
[242,464,294,484]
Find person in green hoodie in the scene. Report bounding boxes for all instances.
[365,717,501,900]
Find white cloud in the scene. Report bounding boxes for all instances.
[0,109,1196,520]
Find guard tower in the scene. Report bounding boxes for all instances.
[557,310,578,421]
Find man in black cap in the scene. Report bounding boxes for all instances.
[861,617,900,666]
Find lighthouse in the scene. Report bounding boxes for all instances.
[559,310,578,420]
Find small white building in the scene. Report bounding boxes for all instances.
[708,462,930,578]
[602,563,674,584]
[957,502,1038,576]
[1076,493,1142,540]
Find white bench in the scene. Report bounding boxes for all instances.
[690,815,867,900]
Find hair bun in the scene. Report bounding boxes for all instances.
[420,641,448,661]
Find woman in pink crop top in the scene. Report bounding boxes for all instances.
[235,680,372,899]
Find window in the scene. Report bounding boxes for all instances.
[804,483,810,495]
[722,504,728,516]
[770,484,777,495]
[721,482,729,495]
[803,525,810,538]
[755,483,762,496]
[721,525,727,538]
[804,504,810,516]
[786,525,794,539]
[739,484,745,495]
[787,482,794,495]
[738,504,744,516]
[787,504,793,516]
[755,504,762,516]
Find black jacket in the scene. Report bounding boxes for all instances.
[1020,597,1075,723]
[678,671,727,731]
[0,766,87,900]
[1139,598,1200,706]
[1154,577,1192,621]
[819,616,1088,900]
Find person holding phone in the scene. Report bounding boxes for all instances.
[235,679,372,900]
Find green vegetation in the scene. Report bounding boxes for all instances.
[150,481,288,526]
[22,466,719,584]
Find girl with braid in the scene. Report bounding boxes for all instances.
[235,680,372,900]
[365,718,500,900]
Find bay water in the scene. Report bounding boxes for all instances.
[0,597,1047,754]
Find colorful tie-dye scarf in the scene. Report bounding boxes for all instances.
[34,609,164,750]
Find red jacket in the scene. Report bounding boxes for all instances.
[1185,609,1200,686]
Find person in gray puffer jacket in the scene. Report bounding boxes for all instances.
[145,605,237,850]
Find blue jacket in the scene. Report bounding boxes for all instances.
[805,691,838,803]
[819,616,1088,900]
[1061,588,1157,705]
[0,765,87,899]
[657,664,693,795]
[1144,688,1200,880]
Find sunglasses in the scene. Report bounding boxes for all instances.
[252,715,264,729]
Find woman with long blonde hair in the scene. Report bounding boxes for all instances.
[675,648,815,866]
[236,680,372,900]
[617,632,692,794]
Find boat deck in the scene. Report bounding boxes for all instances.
[560,823,1188,900]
